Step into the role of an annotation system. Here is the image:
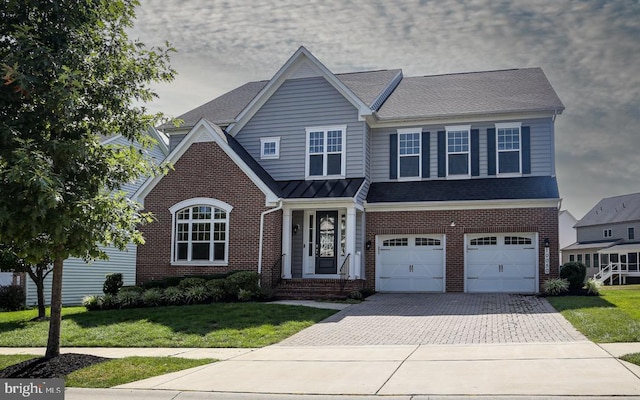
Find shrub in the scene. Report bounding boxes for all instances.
[117,287,142,308]
[257,286,275,301]
[178,277,207,289]
[206,285,226,302]
[225,271,260,299]
[185,285,209,304]
[163,286,185,305]
[141,288,164,307]
[237,288,254,302]
[82,295,102,311]
[542,278,569,296]
[101,293,119,310]
[560,262,587,291]
[348,290,364,301]
[0,285,25,311]
[103,273,123,295]
[584,278,602,296]
[360,288,376,298]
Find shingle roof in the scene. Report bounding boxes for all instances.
[366,176,559,203]
[376,68,564,120]
[336,69,402,109]
[278,178,364,199]
[575,192,640,227]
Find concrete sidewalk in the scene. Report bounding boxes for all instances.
[2,342,640,398]
[113,341,640,397]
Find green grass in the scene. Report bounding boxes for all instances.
[65,356,214,387]
[546,284,640,342]
[0,303,336,348]
[0,354,213,388]
[620,352,640,367]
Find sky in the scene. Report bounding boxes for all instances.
[130,0,640,219]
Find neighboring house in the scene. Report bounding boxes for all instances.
[562,192,640,284]
[559,210,578,265]
[24,128,169,306]
[135,46,565,296]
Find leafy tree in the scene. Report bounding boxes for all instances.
[0,0,175,357]
[0,244,52,319]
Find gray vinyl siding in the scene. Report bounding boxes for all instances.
[25,244,137,306]
[576,221,640,243]
[169,132,189,152]
[111,135,167,196]
[236,77,366,180]
[364,124,371,181]
[291,211,304,278]
[370,118,554,182]
[356,180,369,205]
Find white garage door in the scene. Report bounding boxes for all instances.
[376,235,445,292]
[466,233,537,293]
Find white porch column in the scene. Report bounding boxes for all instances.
[346,206,357,280]
[282,208,292,279]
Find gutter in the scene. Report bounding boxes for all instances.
[258,200,283,279]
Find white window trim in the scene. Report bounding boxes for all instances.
[495,122,522,177]
[445,125,471,179]
[169,198,233,266]
[260,137,281,160]
[629,227,635,240]
[397,128,422,180]
[304,125,347,180]
[603,229,612,238]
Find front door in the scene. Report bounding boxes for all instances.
[315,211,338,274]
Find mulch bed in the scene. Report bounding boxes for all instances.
[0,353,109,379]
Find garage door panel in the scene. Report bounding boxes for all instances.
[376,235,445,293]
[466,233,537,293]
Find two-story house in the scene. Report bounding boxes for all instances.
[562,192,640,284]
[134,47,564,296]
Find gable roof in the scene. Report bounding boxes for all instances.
[375,68,565,121]
[575,192,640,227]
[367,176,559,203]
[134,119,280,205]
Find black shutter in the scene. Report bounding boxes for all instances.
[471,129,480,176]
[487,128,496,176]
[522,126,531,174]
[389,133,398,179]
[421,131,430,178]
[437,131,446,177]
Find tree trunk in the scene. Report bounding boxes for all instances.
[36,278,46,319]
[45,257,64,358]
[25,265,47,320]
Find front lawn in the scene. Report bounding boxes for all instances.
[546,284,640,342]
[0,354,214,387]
[0,303,336,348]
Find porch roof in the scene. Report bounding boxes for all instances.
[278,178,364,199]
[598,242,640,254]
[562,241,617,251]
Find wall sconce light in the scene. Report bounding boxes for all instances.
[366,240,372,250]
[292,224,300,234]
[450,221,456,227]
[544,238,550,248]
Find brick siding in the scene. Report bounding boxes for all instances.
[136,141,282,286]
[365,207,559,292]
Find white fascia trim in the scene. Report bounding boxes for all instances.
[283,199,358,209]
[364,198,561,212]
[100,134,123,145]
[134,119,280,206]
[228,47,372,135]
[147,126,170,155]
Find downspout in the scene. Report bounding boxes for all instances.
[258,200,283,281]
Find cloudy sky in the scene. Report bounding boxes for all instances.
[130,0,640,219]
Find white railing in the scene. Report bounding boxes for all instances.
[594,262,626,285]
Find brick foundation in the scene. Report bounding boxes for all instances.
[365,207,559,293]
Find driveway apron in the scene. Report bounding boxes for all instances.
[278,293,586,346]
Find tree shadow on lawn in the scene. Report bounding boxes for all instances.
[546,294,617,312]
[62,303,335,336]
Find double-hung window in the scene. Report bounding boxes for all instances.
[170,198,232,265]
[398,128,421,179]
[306,126,346,178]
[496,122,522,174]
[446,125,470,177]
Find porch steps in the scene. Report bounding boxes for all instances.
[274,278,366,300]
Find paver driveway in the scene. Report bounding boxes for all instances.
[278,293,586,346]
